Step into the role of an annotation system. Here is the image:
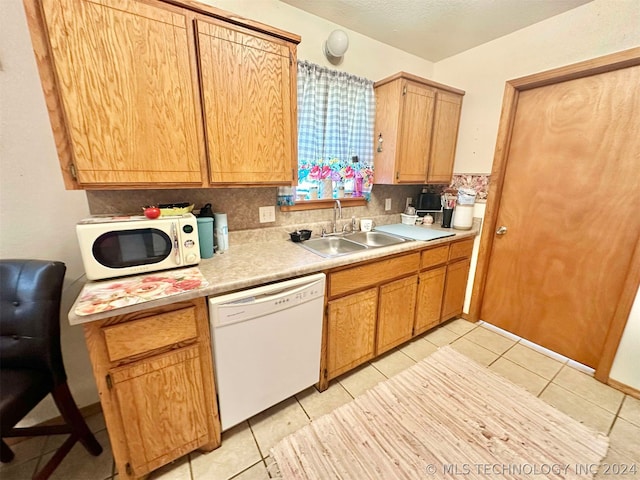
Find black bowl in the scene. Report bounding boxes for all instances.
[289,229,312,242]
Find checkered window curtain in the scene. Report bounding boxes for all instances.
[297,61,375,200]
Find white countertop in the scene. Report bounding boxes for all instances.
[68,223,478,325]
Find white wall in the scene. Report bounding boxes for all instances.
[434,0,640,389]
[205,0,435,80]
[610,290,640,388]
[435,0,640,174]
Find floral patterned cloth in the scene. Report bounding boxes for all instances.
[451,174,490,201]
[75,267,208,316]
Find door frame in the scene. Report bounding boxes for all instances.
[468,47,640,382]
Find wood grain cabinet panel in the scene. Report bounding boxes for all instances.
[83,298,220,480]
[326,288,378,380]
[26,0,300,189]
[396,82,437,183]
[428,91,464,183]
[102,307,197,362]
[373,72,464,185]
[415,266,446,335]
[421,245,449,269]
[196,18,297,184]
[449,238,474,261]
[441,258,471,322]
[328,253,419,298]
[110,345,209,475]
[39,0,204,186]
[376,276,418,355]
[320,238,475,390]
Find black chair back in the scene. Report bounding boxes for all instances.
[0,260,67,386]
[0,259,102,477]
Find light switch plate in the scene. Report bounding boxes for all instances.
[259,206,275,223]
[406,197,413,208]
[385,198,392,211]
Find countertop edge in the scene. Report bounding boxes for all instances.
[68,226,479,326]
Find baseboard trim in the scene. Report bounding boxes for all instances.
[607,378,640,399]
[5,402,103,446]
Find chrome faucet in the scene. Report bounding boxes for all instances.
[332,200,342,234]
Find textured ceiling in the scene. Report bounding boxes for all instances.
[279,0,593,62]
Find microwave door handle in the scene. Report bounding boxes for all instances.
[171,222,182,265]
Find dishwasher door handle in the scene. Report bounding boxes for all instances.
[221,280,320,307]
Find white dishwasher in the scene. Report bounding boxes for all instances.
[208,273,325,431]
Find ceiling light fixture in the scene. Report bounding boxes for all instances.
[324,29,349,61]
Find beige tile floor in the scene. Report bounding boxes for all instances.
[2,319,639,480]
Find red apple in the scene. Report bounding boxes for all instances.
[144,206,161,219]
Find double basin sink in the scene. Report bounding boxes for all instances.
[298,231,409,258]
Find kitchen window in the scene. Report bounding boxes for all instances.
[282,61,375,209]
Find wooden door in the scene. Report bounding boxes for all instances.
[376,276,418,354]
[396,82,436,183]
[415,266,446,335]
[479,59,640,369]
[41,0,204,185]
[427,91,463,183]
[110,345,210,476]
[326,288,378,379]
[197,19,295,184]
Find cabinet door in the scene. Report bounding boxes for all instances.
[41,0,204,186]
[376,276,418,355]
[110,345,210,476]
[326,288,378,380]
[427,91,463,183]
[441,258,471,322]
[415,266,446,335]
[396,82,436,183]
[197,19,295,184]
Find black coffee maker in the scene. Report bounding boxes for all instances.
[416,188,441,216]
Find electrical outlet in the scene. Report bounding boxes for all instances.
[384,198,392,211]
[406,197,413,208]
[259,206,275,223]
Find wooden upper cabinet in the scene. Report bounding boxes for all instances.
[25,0,300,189]
[38,0,205,187]
[428,91,463,183]
[373,72,464,185]
[397,82,437,183]
[196,19,297,185]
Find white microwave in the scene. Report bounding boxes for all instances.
[76,214,200,281]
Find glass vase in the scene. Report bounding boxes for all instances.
[321,178,333,199]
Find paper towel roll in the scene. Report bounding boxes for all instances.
[213,213,229,253]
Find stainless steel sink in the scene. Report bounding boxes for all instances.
[345,231,407,247]
[299,236,367,257]
[298,230,408,258]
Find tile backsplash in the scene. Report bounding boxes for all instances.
[86,174,489,234]
[86,184,427,232]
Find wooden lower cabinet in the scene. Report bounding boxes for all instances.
[319,240,474,391]
[376,276,418,355]
[325,288,378,381]
[415,266,447,335]
[441,258,472,322]
[83,298,220,480]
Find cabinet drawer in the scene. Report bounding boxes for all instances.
[420,245,449,269]
[328,253,420,298]
[449,238,474,261]
[103,306,198,362]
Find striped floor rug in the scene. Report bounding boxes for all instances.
[271,347,609,479]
